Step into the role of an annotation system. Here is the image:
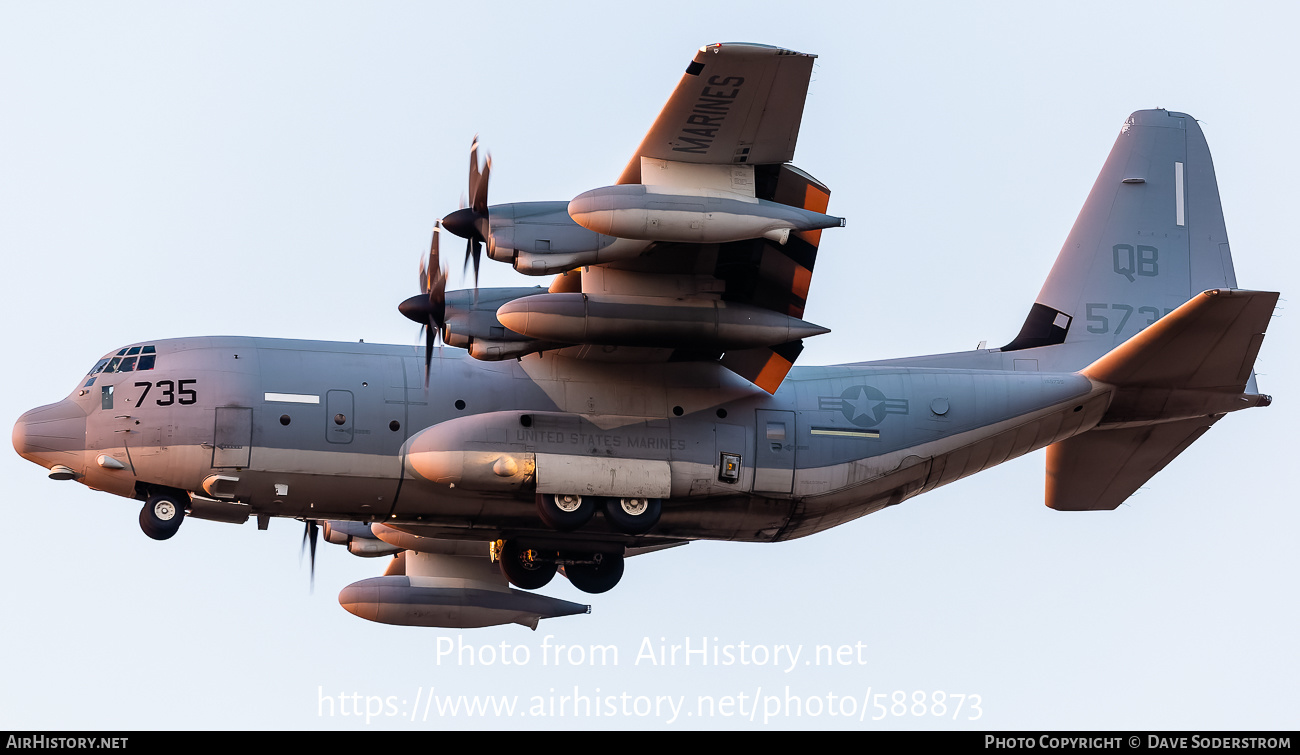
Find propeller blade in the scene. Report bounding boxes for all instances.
[309,520,318,590]
[470,239,482,291]
[430,220,442,269]
[468,135,481,202]
[300,520,319,592]
[429,273,446,331]
[472,154,491,215]
[424,315,435,387]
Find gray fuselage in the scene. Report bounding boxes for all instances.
[16,335,1109,546]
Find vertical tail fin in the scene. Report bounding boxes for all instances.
[1002,110,1239,371]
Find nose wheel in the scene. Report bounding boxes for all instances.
[139,493,186,540]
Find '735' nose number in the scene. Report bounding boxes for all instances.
[135,380,197,407]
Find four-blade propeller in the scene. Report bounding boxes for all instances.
[400,136,494,386]
[440,135,492,291]
[398,222,449,385]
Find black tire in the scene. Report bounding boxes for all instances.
[565,551,625,594]
[602,496,662,535]
[139,494,185,541]
[536,493,595,531]
[497,540,556,590]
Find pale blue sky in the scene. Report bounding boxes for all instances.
[2,1,1297,730]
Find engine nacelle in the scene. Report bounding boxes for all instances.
[322,520,403,557]
[495,293,829,351]
[439,287,552,361]
[322,520,375,545]
[484,201,651,275]
[568,184,844,245]
[370,524,490,555]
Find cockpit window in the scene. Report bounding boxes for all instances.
[90,346,157,375]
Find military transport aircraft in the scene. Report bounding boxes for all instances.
[13,43,1276,630]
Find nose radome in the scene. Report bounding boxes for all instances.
[11,414,27,460]
[12,400,87,463]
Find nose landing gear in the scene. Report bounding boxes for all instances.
[139,493,186,540]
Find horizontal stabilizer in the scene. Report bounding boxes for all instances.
[1046,416,1218,511]
[1083,288,1277,390]
[1049,288,1276,511]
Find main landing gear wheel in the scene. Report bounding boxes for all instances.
[139,494,186,541]
[497,540,556,590]
[565,551,625,594]
[602,496,662,535]
[536,493,596,531]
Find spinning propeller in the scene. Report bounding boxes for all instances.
[398,222,448,385]
[300,519,319,591]
[440,135,492,290]
[398,137,495,384]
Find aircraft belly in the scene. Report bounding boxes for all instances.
[774,389,1112,541]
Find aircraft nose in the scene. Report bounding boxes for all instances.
[12,400,87,466]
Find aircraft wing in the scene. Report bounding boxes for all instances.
[615,43,817,185]
[548,44,834,393]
